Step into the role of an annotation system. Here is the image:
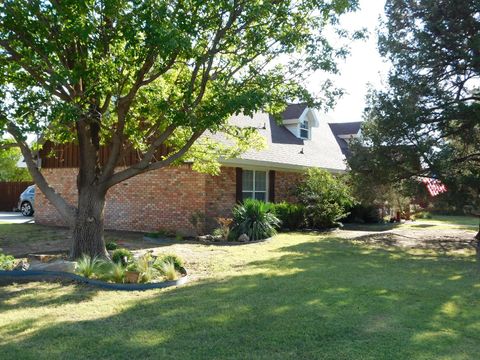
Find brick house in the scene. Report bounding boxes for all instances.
[35,104,361,235]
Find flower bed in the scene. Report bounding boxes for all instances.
[0,249,188,291]
[0,269,188,291]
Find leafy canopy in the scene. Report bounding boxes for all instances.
[0,145,31,181]
[0,0,360,176]
[349,0,480,211]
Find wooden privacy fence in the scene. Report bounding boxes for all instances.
[0,182,34,211]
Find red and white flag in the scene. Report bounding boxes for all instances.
[421,177,447,197]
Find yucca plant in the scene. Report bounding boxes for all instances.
[76,255,105,279]
[231,199,281,241]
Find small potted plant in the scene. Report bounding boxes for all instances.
[125,262,140,283]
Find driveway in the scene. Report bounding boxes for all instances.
[0,212,34,224]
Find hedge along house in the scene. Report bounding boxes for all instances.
[35,104,354,235]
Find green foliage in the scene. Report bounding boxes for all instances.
[415,212,433,220]
[0,0,360,258]
[145,230,176,238]
[111,248,133,267]
[297,168,354,228]
[272,202,306,230]
[136,253,157,283]
[231,199,280,241]
[105,241,119,251]
[0,147,31,182]
[0,0,358,171]
[154,254,184,272]
[158,260,178,281]
[175,234,184,241]
[107,262,126,284]
[75,255,127,283]
[0,252,15,270]
[75,255,105,279]
[126,262,138,272]
[353,0,480,216]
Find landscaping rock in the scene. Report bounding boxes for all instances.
[30,260,77,273]
[196,234,226,242]
[238,233,249,242]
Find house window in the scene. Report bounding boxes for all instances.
[299,119,309,139]
[242,170,267,201]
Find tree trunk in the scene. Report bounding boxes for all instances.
[71,186,108,259]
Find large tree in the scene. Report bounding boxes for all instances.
[349,0,480,251]
[0,0,358,258]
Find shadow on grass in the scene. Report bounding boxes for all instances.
[342,223,399,232]
[410,224,436,228]
[1,237,479,359]
[0,282,98,311]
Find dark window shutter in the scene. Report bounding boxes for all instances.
[235,167,243,203]
[268,170,275,203]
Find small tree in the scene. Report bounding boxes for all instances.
[297,168,354,228]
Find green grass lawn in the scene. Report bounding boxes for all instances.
[344,214,479,232]
[1,225,480,359]
[414,214,479,228]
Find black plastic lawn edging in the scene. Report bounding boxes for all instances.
[0,270,188,291]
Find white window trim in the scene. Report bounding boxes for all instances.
[242,169,269,202]
[299,118,309,139]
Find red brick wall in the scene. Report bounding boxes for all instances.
[36,165,208,236]
[35,166,304,235]
[35,168,77,227]
[274,170,304,203]
[205,167,237,230]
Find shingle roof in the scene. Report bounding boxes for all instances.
[216,107,347,172]
[328,122,362,136]
[279,103,308,120]
[328,121,362,157]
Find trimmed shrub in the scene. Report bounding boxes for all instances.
[106,241,119,251]
[272,202,306,230]
[111,248,133,266]
[297,168,354,228]
[231,198,280,241]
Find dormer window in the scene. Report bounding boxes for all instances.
[281,105,319,139]
[299,119,309,139]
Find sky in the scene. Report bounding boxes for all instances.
[311,0,391,123]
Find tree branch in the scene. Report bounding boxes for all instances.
[105,130,203,188]
[5,121,76,225]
